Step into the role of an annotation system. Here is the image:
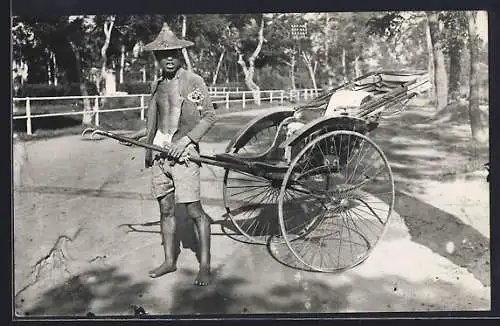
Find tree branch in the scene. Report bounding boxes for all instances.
[248,17,265,67]
[278,58,292,66]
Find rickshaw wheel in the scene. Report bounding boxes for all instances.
[222,122,284,244]
[278,130,395,272]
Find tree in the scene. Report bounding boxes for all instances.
[426,11,448,112]
[98,15,115,95]
[325,12,384,84]
[466,11,488,144]
[12,16,99,125]
[263,13,305,90]
[180,14,193,71]
[112,14,178,81]
[227,14,266,104]
[65,16,99,126]
[184,14,230,83]
[440,11,468,102]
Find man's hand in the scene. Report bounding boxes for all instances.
[168,136,191,160]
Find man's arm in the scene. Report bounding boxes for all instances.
[186,77,217,144]
[146,91,158,144]
[144,84,159,167]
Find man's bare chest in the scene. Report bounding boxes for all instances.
[155,79,183,109]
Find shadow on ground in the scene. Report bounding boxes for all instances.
[167,268,488,314]
[21,266,155,317]
[392,190,490,287]
[17,250,490,316]
[367,106,488,191]
[359,106,490,286]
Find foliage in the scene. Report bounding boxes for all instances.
[16,82,98,97]
[12,11,488,103]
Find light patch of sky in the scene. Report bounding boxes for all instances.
[477,11,488,41]
[68,15,96,25]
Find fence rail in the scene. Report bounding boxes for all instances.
[12,88,320,135]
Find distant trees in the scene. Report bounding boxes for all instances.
[12,11,488,140]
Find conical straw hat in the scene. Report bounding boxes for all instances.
[143,23,194,51]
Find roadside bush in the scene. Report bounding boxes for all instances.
[16,82,98,98]
[117,82,152,94]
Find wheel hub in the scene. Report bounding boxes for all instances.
[339,198,350,208]
[324,195,354,213]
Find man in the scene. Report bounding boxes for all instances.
[128,23,216,286]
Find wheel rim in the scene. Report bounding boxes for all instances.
[223,123,283,244]
[278,130,394,272]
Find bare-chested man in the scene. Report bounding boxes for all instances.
[127,23,216,286]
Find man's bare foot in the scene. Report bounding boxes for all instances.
[194,268,211,286]
[148,262,177,278]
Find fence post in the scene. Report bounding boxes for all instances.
[93,96,100,126]
[280,90,284,104]
[270,91,273,103]
[140,95,145,120]
[226,92,229,109]
[242,91,246,108]
[26,97,32,135]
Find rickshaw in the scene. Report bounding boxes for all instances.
[83,70,431,273]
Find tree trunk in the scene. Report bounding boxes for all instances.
[341,48,348,83]
[324,13,334,87]
[280,54,296,90]
[354,55,361,78]
[181,15,193,71]
[101,16,114,95]
[302,51,318,91]
[212,49,225,86]
[47,53,52,85]
[466,11,488,144]
[448,42,463,102]
[52,52,58,86]
[426,11,448,112]
[70,42,93,126]
[425,18,435,100]
[237,53,260,105]
[235,17,265,105]
[120,45,125,84]
[290,52,296,90]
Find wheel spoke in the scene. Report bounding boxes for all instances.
[279,130,394,272]
[222,121,290,244]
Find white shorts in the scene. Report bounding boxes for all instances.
[153,130,174,148]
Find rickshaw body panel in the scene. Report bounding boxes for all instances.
[224,107,295,152]
[282,115,377,149]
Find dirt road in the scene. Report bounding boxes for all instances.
[13,106,490,316]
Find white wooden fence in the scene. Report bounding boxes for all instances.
[12,88,319,135]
